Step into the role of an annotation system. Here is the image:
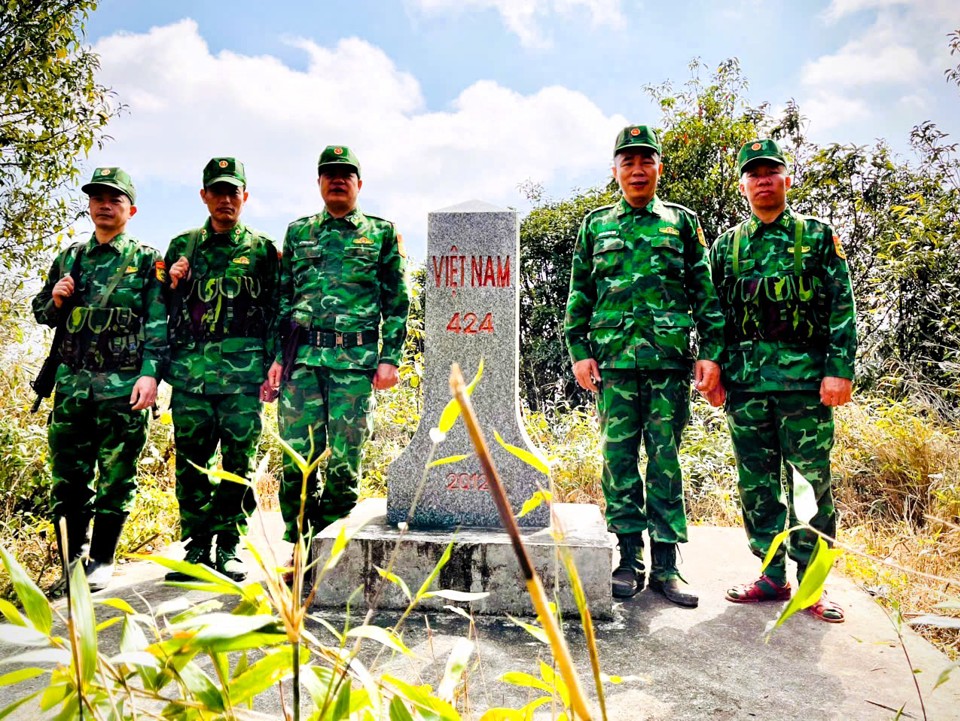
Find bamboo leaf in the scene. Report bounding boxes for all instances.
[414,540,455,602]
[437,357,484,433]
[506,615,548,644]
[323,525,350,572]
[493,431,550,476]
[442,605,473,621]
[0,649,71,666]
[427,454,471,468]
[789,464,818,525]
[69,559,97,685]
[0,548,51,635]
[383,675,460,720]
[0,690,42,720]
[95,597,136,615]
[759,528,791,574]
[500,671,553,694]
[376,566,412,601]
[423,590,490,602]
[517,490,552,519]
[0,624,49,647]
[389,696,415,721]
[0,668,45,686]
[438,638,474,702]
[766,537,839,637]
[0,600,25,627]
[228,646,304,704]
[346,625,416,657]
[188,460,252,487]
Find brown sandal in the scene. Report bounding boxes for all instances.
[807,590,845,623]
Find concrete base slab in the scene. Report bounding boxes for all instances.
[310,498,615,618]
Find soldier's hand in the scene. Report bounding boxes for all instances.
[373,363,399,390]
[820,376,852,407]
[168,256,191,290]
[130,376,158,411]
[701,383,726,407]
[573,358,601,392]
[694,360,721,394]
[51,275,75,308]
[260,377,279,403]
[267,361,283,389]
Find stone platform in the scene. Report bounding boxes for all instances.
[310,498,615,618]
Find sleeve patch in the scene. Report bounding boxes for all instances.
[155,260,167,282]
[832,234,846,260]
[396,233,407,258]
[696,226,707,248]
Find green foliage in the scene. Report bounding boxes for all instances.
[0,0,117,280]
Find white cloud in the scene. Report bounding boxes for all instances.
[822,0,907,22]
[801,40,924,88]
[801,92,871,134]
[408,0,623,48]
[90,19,626,258]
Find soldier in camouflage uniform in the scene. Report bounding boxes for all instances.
[33,167,168,592]
[163,158,279,582]
[564,126,725,605]
[707,139,857,623]
[266,145,410,545]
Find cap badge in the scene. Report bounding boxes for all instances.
[630,128,640,136]
[101,168,112,176]
[334,147,343,155]
[751,142,762,151]
[219,160,228,168]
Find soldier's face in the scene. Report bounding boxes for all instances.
[201,183,247,230]
[319,167,362,216]
[87,189,136,234]
[740,162,791,214]
[613,149,662,208]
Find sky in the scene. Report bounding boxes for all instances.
[76,0,960,262]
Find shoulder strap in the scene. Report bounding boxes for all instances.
[94,243,139,309]
[184,228,202,267]
[732,220,749,278]
[792,214,806,276]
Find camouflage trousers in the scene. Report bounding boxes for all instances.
[48,392,147,524]
[597,369,691,544]
[171,390,260,546]
[278,364,374,542]
[725,388,836,583]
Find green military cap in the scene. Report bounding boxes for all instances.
[614,125,662,156]
[203,157,246,188]
[737,138,787,175]
[81,167,136,204]
[317,145,361,178]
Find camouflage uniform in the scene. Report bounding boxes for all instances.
[710,204,857,583]
[565,193,724,579]
[33,229,168,561]
[278,202,409,541]
[164,218,279,563]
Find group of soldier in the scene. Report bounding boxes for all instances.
[33,126,854,625]
[565,126,855,622]
[33,146,409,592]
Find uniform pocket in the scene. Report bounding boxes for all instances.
[592,238,624,276]
[343,246,378,283]
[650,236,684,278]
[653,311,692,358]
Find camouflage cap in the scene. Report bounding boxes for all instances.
[203,157,246,188]
[737,139,787,175]
[614,125,662,156]
[81,167,136,204]
[317,145,361,178]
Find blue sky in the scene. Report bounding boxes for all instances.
[77,0,958,261]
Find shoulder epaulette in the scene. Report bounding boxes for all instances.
[584,204,617,220]
[661,200,698,217]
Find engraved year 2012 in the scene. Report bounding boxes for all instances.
[446,312,494,334]
[445,472,490,491]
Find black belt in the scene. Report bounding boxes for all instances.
[304,328,378,349]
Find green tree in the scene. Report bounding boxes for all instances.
[1,0,115,281]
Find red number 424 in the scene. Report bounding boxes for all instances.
[446,312,494,334]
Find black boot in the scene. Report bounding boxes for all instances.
[649,541,698,608]
[612,533,645,599]
[50,514,91,595]
[214,533,247,583]
[165,536,212,582]
[85,514,126,592]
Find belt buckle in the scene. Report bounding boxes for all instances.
[334,332,344,347]
[356,332,363,346]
